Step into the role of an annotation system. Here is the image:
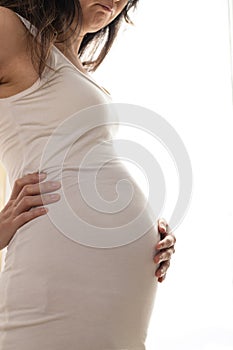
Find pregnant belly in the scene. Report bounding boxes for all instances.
[1,211,159,347]
[0,162,160,347]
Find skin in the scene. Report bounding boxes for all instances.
[0,173,61,251]
[155,218,176,283]
[56,0,129,65]
[78,0,128,35]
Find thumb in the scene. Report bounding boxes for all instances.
[158,218,167,233]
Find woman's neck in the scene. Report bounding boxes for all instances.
[54,42,87,74]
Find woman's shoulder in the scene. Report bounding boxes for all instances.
[0,7,32,82]
[0,6,27,49]
[0,7,40,98]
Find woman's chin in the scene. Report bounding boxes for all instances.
[85,18,111,33]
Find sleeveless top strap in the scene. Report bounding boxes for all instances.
[14,12,38,38]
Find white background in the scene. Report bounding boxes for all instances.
[93,0,233,349]
[2,0,233,349]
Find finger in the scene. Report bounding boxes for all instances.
[13,206,48,229]
[156,234,176,250]
[13,180,61,207]
[155,260,170,278]
[153,247,175,264]
[14,192,61,217]
[158,218,168,233]
[158,274,166,283]
[9,172,47,201]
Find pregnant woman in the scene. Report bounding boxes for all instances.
[0,1,176,349]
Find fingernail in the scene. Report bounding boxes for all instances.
[51,181,61,188]
[160,268,165,276]
[39,173,47,180]
[50,194,60,200]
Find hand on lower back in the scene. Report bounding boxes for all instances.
[0,171,61,250]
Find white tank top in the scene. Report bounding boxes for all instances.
[0,12,159,350]
[0,12,119,188]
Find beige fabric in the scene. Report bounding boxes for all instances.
[0,13,160,349]
[0,162,7,271]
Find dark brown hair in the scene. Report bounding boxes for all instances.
[0,0,139,78]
